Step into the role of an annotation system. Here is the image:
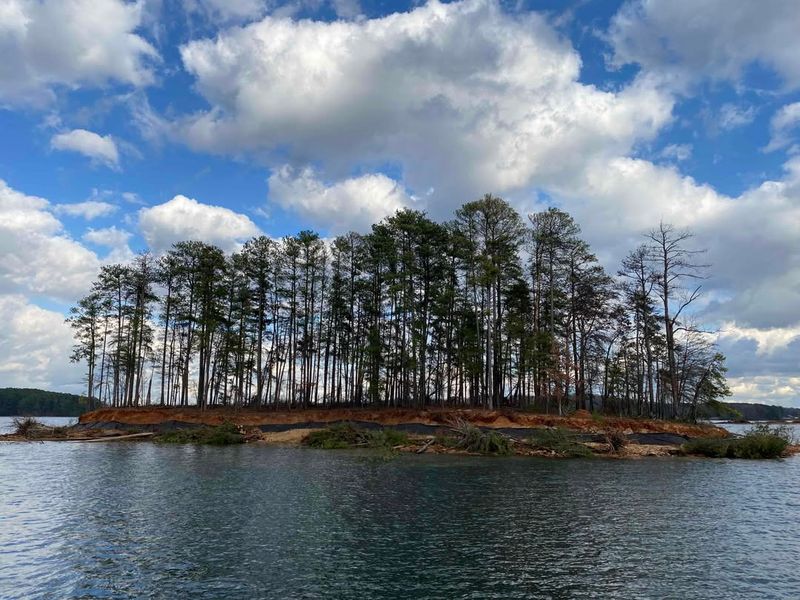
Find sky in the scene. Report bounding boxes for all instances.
[0,0,798,405]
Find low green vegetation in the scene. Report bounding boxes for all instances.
[529,428,593,458]
[303,423,409,450]
[682,424,793,459]
[444,420,513,455]
[590,411,606,423]
[156,421,244,445]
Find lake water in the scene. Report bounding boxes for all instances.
[1,433,799,600]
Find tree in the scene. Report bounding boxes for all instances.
[67,291,104,400]
[646,223,708,418]
[69,199,728,420]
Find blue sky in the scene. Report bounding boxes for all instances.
[1,0,799,405]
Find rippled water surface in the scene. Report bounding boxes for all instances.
[1,441,799,599]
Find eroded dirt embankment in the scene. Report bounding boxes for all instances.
[79,406,728,438]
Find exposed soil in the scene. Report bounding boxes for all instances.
[78,406,728,438]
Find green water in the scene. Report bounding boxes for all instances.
[1,441,798,599]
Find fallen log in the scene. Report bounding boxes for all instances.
[416,438,435,454]
[70,432,157,443]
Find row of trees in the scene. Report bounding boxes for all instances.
[68,195,729,419]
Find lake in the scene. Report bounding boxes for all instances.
[1,424,799,599]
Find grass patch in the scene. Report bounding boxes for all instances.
[303,423,409,450]
[590,411,606,423]
[529,428,593,458]
[682,437,730,458]
[156,421,244,445]
[682,425,792,459]
[446,419,513,455]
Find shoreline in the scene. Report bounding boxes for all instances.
[4,407,797,459]
[77,405,729,437]
[0,406,748,459]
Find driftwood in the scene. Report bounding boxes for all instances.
[70,432,157,443]
[416,438,435,454]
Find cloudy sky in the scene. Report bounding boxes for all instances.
[1,0,798,405]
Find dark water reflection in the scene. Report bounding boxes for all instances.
[1,443,799,599]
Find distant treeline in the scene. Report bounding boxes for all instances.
[701,401,800,421]
[0,388,102,416]
[69,196,730,419]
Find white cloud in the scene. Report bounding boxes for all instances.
[83,226,134,263]
[660,143,692,162]
[717,103,756,131]
[727,376,800,407]
[0,179,100,301]
[175,0,672,207]
[765,102,800,152]
[51,129,120,168]
[608,0,800,90]
[0,0,158,105]
[0,294,83,392]
[268,166,412,233]
[122,191,146,205]
[181,0,267,23]
[331,0,361,19]
[720,323,800,356]
[138,195,261,252]
[55,200,118,220]
[82,225,131,248]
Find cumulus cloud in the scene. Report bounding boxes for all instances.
[54,199,118,220]
[727,376,800,408]
[138,195,261,252]
[0,0,158,105]
[765,102,800,152]
[0,179,101,301]
[82,226,134,262]
[608,0,800,90]
[545,154,800,330]
[720,322,800,356]
[268,166,413,233]
[175,0,672,207]
[0,294,84,391]
[170,0,799,364]
[51,129,120,168]
[82,225,131,248]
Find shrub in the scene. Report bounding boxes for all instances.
[447,419,513,455]
[682,425,791,459]
[605,430,628,453]
[731,434,787,459]
[156,421,244,445]
[745,423,795,444]
[681,437,730,458]
[13,416,42,437]
[203,421,245,445]
[368,427,410,448]
[530,428,593,458]
[303,423,409,450]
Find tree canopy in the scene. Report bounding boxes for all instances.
[69,197,730,419]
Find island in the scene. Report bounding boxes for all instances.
[5,405,796,460]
